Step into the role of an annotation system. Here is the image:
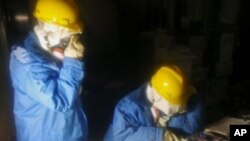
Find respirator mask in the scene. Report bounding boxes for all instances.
[146,84,186,117]
[34,21,81,59]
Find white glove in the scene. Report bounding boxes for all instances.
[64,35,85,59]
[164,130,188,141]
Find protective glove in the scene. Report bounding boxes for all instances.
[64,35,85,59]
[157,115,169,128]
[164,130,187,141]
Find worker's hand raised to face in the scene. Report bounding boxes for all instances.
[64,35,85,60]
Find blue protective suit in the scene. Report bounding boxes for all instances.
[9,32,88,141]
[104,83,204,141]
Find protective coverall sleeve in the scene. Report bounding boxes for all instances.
[167,94,204,135]
[12,54,84,112]
[108,102,164,141]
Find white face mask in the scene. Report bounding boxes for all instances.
[34,21,76,51]
[34,21,84,60]
[146,85,186,116]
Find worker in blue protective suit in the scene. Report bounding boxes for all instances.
[9,0,88,141]
[104,66,205,141]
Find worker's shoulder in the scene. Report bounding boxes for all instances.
[116,86,146,111]
[10,46,34,64]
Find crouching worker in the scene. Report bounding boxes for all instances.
[9,0,88,141]
[104,66,204,141]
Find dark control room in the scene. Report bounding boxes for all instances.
[0,0,249,141]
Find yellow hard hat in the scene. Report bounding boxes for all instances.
[151,66,188,105]
[33,0,83,32]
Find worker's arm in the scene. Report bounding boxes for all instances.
[167,94,205,136]
[10,47,84,112]
[106,101,164,141]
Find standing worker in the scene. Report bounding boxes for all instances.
[104,66,204,141]
[9,0,88,141]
